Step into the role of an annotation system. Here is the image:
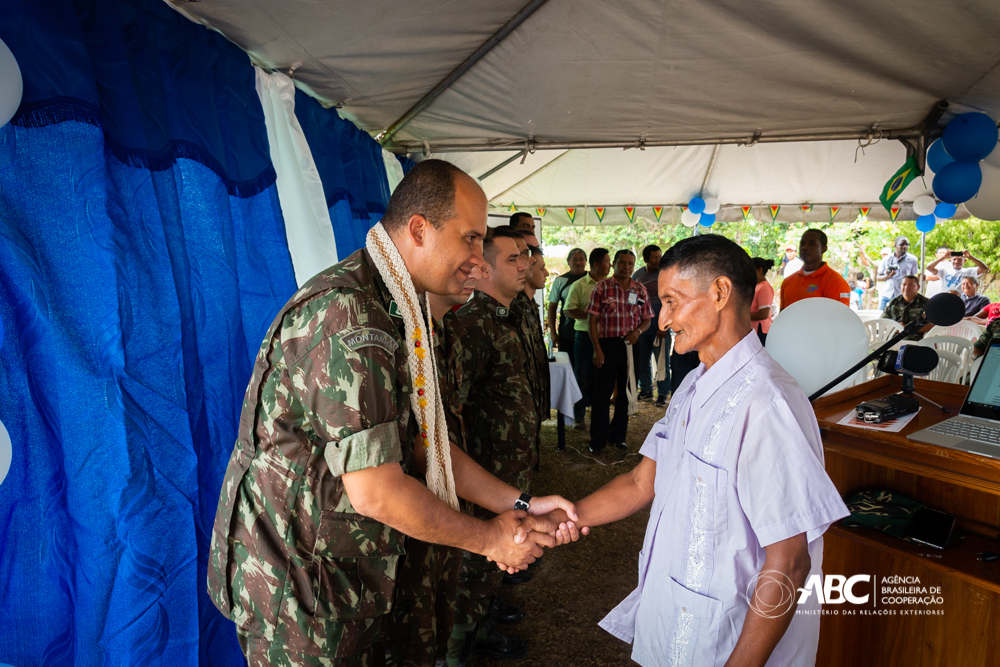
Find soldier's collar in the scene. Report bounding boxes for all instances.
[476,290,512,318]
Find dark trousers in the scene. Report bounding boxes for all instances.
[636,326,670,396]
[590,337,634,451]
[670,349,701,394]
[559,331,576,372]
[572,331,594,423]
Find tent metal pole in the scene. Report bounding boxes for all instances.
[489,150,571,201]
[477,151,525,181]
[376,0,550,145]
[700,145,721,196]
[920,231,928,294]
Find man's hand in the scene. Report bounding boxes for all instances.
[594,347,605,368]
[514,510,585,546]
[625,328,640,345]
[526,494,579,520]
[484,510,549,572]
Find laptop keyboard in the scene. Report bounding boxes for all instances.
[929,420,1000,445]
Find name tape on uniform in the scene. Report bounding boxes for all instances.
[340,328,399,355]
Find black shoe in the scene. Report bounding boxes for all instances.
[528,555,542,569]
[612,441,628,450]
[638,390,654,401]
[490,595,526,625]
[588,444,605,455]
[655,395,668,407]
[473,622,527,660]
[502,569,533,586]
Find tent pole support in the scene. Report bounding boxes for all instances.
[478,151,527,181]
[700,145,721,196]
[377,0,550,145]
[489,150,570,202]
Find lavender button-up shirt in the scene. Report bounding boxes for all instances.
[600,332,849,667]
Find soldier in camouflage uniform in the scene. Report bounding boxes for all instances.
[387,281,477,667]
[880,275,933,340]
[447,227,542,663]
[208,160,576,667]
[974,317,1000,358]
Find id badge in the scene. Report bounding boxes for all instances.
[627,291,638,305]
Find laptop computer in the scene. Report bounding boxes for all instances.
[908,339,1000,459]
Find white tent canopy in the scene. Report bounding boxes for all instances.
[168,0,1000,222]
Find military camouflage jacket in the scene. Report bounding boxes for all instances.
[456,291,539,502]
[435,310,467,452]
[208,249,416,658]
[975,318,1000,353]
[513,291,551,421]
[881,293,929,340]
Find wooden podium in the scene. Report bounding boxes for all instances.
[814,376,1000,667]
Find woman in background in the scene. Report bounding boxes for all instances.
[751,257,775,345]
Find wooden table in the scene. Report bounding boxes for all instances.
[814,376,1000,667]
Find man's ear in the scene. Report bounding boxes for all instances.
[711,276,734,312]
[407,214,430,247]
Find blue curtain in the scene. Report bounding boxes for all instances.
[293,90,391,257]
[0,0,298,665]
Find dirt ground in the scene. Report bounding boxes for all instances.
[479,399,667,667]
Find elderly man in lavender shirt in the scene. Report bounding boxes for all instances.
[533,235,849,666]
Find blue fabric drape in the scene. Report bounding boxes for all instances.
[397,155,417,175]
[293,90,391,257]
[0,0,298,665]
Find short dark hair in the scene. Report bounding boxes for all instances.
[567,247,586,262]
[528,245,543,257]
[661,234,756,306]
[802,228,828,249]
[381,159,465,233]
[855,271,865,280]
[510,212,534,229]
[642,244,662,263]
[589,247,609,266]
[483,226,523,267]
[495,225,525,239]
[902,274,920,284]
[895,235,910,247]
[751,257,775,275]
[614,249,636,264]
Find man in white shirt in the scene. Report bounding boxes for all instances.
[926,249,990,293]
[877,236,919,308]
[924,246,950,298]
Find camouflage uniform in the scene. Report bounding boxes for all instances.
[975,318,1000,354]
[208,249,416,666]
[513,291,551,427]
[387,311,467,667]
[881,293,929,340]
[449,290,540,653]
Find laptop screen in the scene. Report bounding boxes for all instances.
[962,340,1000,420]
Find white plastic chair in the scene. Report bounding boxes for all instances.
[856,309,884,323]
[865,319,904,348]
[927,320,983,341]
[925,349,962,384]
[913,336,974,385]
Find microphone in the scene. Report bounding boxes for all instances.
[923,292,965,327]
[876,345,939,377]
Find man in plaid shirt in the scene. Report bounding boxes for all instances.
[586,249,654,454]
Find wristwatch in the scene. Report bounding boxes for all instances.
[514,493,532,512]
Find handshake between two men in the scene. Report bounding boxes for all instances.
[484,495,589,574]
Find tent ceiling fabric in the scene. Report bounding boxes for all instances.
[168,0,1000,219]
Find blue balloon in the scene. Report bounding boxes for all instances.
[688,197,706,214]
[926,138,954,173]
[915,215,936,233]
[933,161,983,204]
[699,212,715,227]
[934,202,957,219]
[942,112,999,163]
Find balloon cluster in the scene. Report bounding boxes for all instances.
[681,196,721,228]
[0,37,22,128]
[911,195,955,233]
[926,112,1000,221]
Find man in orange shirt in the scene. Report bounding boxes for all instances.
[779,229,851,310]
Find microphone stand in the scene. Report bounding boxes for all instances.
[808,316,949,413]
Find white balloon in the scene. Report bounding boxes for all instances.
[0,38,22,128]
[912,195,937,217]
[964,161,1000,221]
[681,209,700,227]
[983,141,1000,169]
[0,420,10,488]
[702,197,720,215]
[766,298,869,397]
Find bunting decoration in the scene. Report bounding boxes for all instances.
[594,207,606,223]
[624,206,636,223]
[566,207,577,223]
[829,206,841,222]
[741,206,753,222]
[768,205,781,222]
[889,206,900,222]
[800,205,813,213]
[535,207,546,218]
[652,206,664,222]
[508,202,517,212]
[859,206,871,219]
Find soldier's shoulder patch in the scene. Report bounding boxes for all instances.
[339,327,399,355]
[388,300,403,319]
